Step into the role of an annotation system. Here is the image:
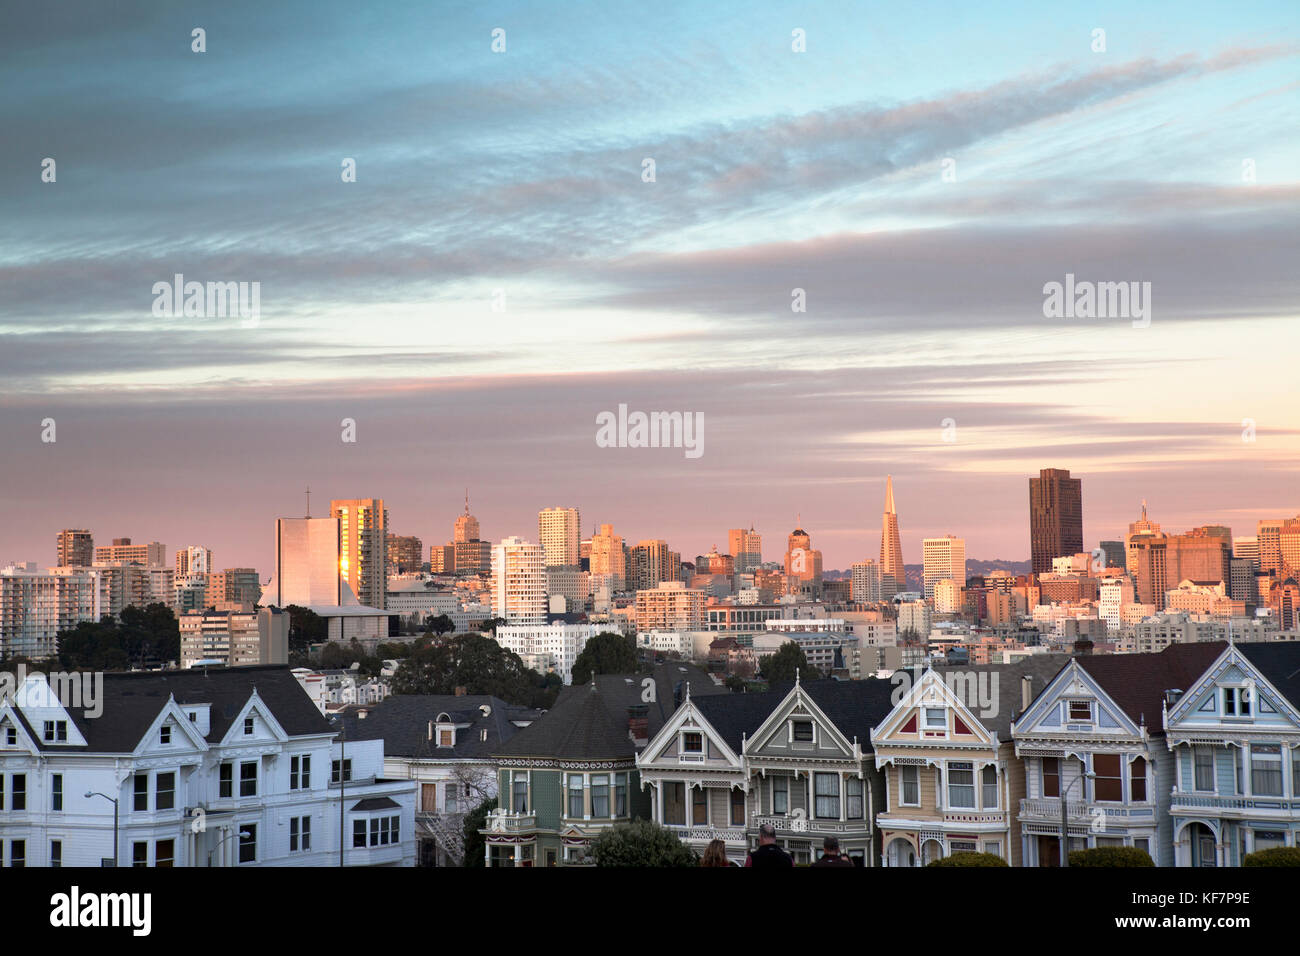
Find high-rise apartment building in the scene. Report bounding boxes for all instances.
[429,544,454,573]
[1279,517,1300,580]
[330,498,389,609]
[879,476,905,600]
[0,564,102,659]
[538,507,582,567]
[386,534,424,575]
[490,537,548,625]
[628,539,676,592]
[728,526,762,574]
[1029,468,1082,575]
[94,537,166,567]
[850,560,881,603]
[634,581,706,632]
[589,524,626,591]
[205,568,262,608]
[56,529,94,567]
[175,545,214,577]
[179,607,289,668]
[922,536,967,603]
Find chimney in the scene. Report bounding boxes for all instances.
[357,709,368,719]
[454,686,467,697]
[1164,688,1183,706]
[1021,675,1033,712]
[627,704,649,747]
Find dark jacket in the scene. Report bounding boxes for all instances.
[747,843,794,868]
[811,852,855,867]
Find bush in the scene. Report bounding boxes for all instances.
[926,851,1009,867]
[1243,846,1300,867]
[1067,846,1154,867]
[591,819,698,867]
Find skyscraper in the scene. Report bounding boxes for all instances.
[330,498,389,609]
[56,529,93,567]
[175,545,214,577]
[628,539,676,592]
[588,523,626,591]
[784,523,823,597]
[454,492,480,544]
[728,526,762,574]
[879,476,904,600]
[850,560,881,603]
[264,516,348,606]
[94,537,166,567]
[538,507,582,567]
[922,535,967,603]
[1126,501,1161,575]
[490,537,548,625]
[1029,468,1083,575]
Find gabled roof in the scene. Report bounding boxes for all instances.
[494,663,723,762]
[930,654,1073,735]
[27,666,331,754]
[1235,643,1300,711]
[1077,643,1226,730]
[336,694,540,759]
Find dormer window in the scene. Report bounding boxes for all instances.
[923,708,946,731]
[4,726,15,746]
[1223,686,1252,718]
[43,720,68,743]
[160,725,171,744]
[1067,700,1093,722]
[438,728,453,747]
[682,732,703,753]
[792,720,814,742]
[244,717,254,735]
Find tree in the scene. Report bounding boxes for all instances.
[391,633,559,708]
[759,641,811,683]
[570,632,638,685]
[426,614,455,637]
[724,674,749,693]
[462,797,497,868]
[592,819,697,867]
[1067,846,1154,867]
[284,605,328,652]
[477,617,506,635]
[55,604,179,670]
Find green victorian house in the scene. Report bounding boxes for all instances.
[482,663,723,866]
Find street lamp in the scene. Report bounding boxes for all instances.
[208,825,253,867]
[1060,768,1097,867]
[85,791,119,867]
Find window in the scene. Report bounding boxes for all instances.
[682,732,703,753]
[664,782,686,825]
[1043,758,1060,798]
[438,730,452,746]
[4,727,14,745]
[1194,747,1215,792]
[42,720,67,743]
[900,765,919,805]
[133,773,149,812]
[290,816,311,852]
[155,839,174,868]
[567,775,585,818]
[951,840,977,853]
[792,720,813,742]
[731,787,746,826]
[244,717,254,735]
[1293,748,1300,797]
[982,841,1001,858]
[692,787,707,824]
[615,774,627,817]
[1251,745,1283,797]
[846,777,864,819]
[591,775,610,818]
[189,712,197,722]
[923,708,946,731]
[947,762,975,809]
[981,765,998,809]
[353,819,366,848]
[0,774,4,810]
[1093,754,1122,802]
[814,773,841,819]
[240,761,257,797]
[512,773,528,812]
[445,784,459,814]
[1135,838,1150,857]
[238,824,256,863]
[331,759,352,783]
[50,841,61,868]
[1067,700,1092,722]
[51,774,62,812]
[368,815,399,846]
[1130,757,1147,801]
[1223,686,1252,718]
[290,755,310,790]
[1253,830,1286,852]
[156,772,175,811]
[8,840,23,868]
[160,725,171,744]
[133,842,148,867]
[219,762,233,798]
[772,776,789,814]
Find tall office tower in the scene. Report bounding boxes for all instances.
[1257,519,1284,576]
[1233,536,1260,565]
[203,568,262,608]
[538,507,582,567]
[1098,540,1125,569]
[264,516,348,607]
[1229,557,1259,605]
[1131,532,1169,610]
[728,526,763,574]
[1279,517,1300,580]
[94,538,166,567]
[175,546,214,577]
[386,534,424,575]
[922,536,967,603]
[491,537,548,625]
[454,492,480,544]
[1029,468,1083,575]
[879,476,905,600]
[850,560,881,603]
[1167,525,1233,587]
[588,524,626,590]
[628,539,675,592]
[1125,501,1162,575]
[429,544,454,573]
[783,524,823,597]
[56,529,94,567]
[330,499,389,609]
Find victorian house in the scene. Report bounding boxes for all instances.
[872,656,1066,866]
[1163,642,1300,866]
[1012,642,1222,866]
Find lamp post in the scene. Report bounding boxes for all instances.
[85,791,119,867]
[1060,767,1096,867]
[208,825,252,867]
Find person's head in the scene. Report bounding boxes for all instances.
[758,824,777,845]
[822,836,840,857]
[701,839,728,867]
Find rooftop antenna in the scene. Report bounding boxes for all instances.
[464,488,470,515]
[305,485,311,519]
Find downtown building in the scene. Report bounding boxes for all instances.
[178,607,289,668]
[1029,468,1083,576]
[55,530,93,568]
[0,564,103,660]
[331,498,389,609]
[493,623,601,684]
[538,507,581,568]
[490,537,548,625]
[880,476,905,600]
[922,535,967,604]
[728,526,762,575]
[93,537,166,567]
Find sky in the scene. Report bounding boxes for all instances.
[1,0,1297,575]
